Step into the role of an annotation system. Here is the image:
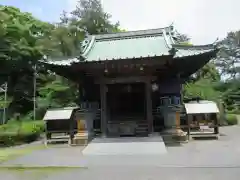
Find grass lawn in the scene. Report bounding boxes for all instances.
[0,166,84,180]
[0,144,85,179]
[0,144,46,163]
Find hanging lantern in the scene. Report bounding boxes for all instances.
[152,83,159,91]
[124,84,132,92]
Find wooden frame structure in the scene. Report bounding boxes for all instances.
[42,25,219,138]
[43,108,78,145]
[184,101,220,139]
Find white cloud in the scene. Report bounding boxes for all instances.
[67,0,240,44]
[66,0,79,12]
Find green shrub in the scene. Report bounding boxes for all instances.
[226,114,238,125]
[0,120,45,146]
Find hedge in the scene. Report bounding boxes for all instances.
[0,120,45,146]
[226,114,238,125]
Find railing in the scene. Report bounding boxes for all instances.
[107,119,149,136]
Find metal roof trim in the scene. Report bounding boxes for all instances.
[162,29,172,49]
[87,26,174,41]
[82,36,96,57]
[168,32,176,44]
[173,49,216,58]
[85,53,171,62]
[172,44,215,50]
[40,57,80,66]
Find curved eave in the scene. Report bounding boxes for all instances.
[39,57,81,66]
[80,25,176,62]
[39,61,80,82]
[172,43,217,58]
[87,25,174,41]
[176,49,219,78]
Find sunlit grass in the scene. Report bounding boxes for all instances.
[0,144,46,163]
[0,166,85,180]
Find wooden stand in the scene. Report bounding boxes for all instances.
[72,119,89,146]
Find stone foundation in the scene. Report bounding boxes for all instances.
[71,132,90,146]
[162,128,188,143]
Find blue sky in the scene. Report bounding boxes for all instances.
[1,0,68,22]
[1,0,240,45]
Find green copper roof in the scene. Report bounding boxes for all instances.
[81,26,175,61]
[80,25,216,61]
[173,44,216,58]
[83,35,171,61]
[43,25,217,66]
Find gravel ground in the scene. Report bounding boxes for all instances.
[0,167,240,180]
[0,126,240,179]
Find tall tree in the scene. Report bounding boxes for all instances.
[0,6,51,116]
[216,31,240,78]
[35,0,121,118]
[70,0,120,34]
[213,30,240,113]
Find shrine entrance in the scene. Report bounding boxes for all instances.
[107,83,146,122]
[104,81,151,136]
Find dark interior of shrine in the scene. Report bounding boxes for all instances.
[107,83,146,122]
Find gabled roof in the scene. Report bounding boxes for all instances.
[43,25,218,66]
[184,101,219,114]
[172,44,216,58]
[43,107,78,121]
[80,25,216,62]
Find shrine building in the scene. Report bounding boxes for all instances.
[43,25,218,138]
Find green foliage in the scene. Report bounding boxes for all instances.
[0,120,44,146]
[183,63,222,102]
[225,114,238,125]
[1,0,239,130]
[71,0,120,34]
[216,31,240,78]
[0,95,12,109]
[36,75,78,119]
[184,82,220,102]
[0,5,51,118]
[214,30,240,113]
[0,6,50,68]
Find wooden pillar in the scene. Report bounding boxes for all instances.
[145,79,153,133]
[214,114,219,134]
[100,82,107,136]
[187,115,191,140]
[176,111,180,130]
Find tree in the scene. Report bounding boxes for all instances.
[0,6,51,69]
[0,6,53,118]
[175,32,191,44]
[70,0,120,34]
[212,30,240,113]
[216,31,240,78]
[174,33,222,102]
[34,0,121,119]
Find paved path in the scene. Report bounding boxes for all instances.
[82,136,167,155]
[1,167,240,180]
[0,126,240,179]
[237,115,240,124]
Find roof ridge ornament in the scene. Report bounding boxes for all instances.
[81,36,96,58]
[169,22,175,31]
[162,29,172,49]
[168,48,178,56]
[91,26,174,41]
[172,43,215,50]
[212,38,219,46]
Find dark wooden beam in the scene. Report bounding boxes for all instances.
[100,82,107,136]
[145,79,153,133]
[95,76,157,84]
